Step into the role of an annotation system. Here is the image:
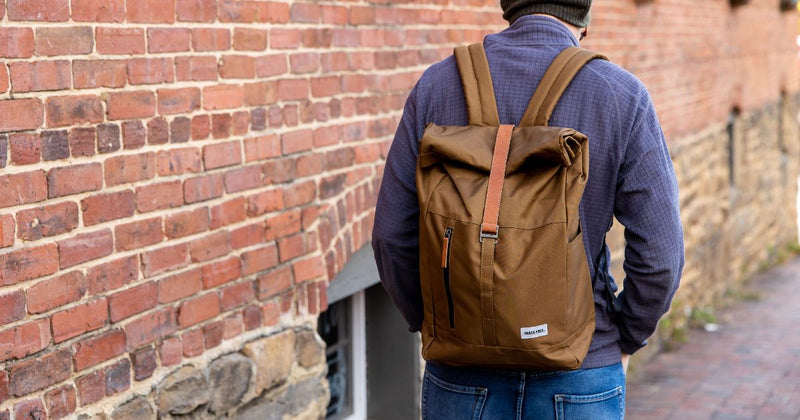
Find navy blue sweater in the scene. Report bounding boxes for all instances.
[372,15,684,369]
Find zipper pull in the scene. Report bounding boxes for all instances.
[442,228,453,268]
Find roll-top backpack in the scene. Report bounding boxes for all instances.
[415,44,609,370]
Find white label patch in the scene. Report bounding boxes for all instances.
[520,324,549,340]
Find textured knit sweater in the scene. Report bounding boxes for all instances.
[371,15,684,369]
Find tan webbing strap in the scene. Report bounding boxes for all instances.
[520,47,608,127]
[454,43,500,126]
[478,124,514,346]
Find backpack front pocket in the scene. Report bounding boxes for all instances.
[442,227,455,329]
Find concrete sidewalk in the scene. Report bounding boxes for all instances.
[625,257,800,420]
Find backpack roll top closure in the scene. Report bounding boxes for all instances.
[416,43,603,370]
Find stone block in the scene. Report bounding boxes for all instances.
[111,396,154,420]
[235,376,327,420]
[242,330,295,393]
[156,366,209,415]
[208,353,253,414]
[294,329,325,368]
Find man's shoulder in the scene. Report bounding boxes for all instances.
[578,56,650,103]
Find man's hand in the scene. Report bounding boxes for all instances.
[621,353,631,374]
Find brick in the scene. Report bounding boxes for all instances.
[7,0,68,21]
[281,129,313,155]
[241,81,274,107]
[104,152,156,186]
[175,56,218,81]
[0,67,6,94]
[220,55,256,79]
[159,337,182,366]
[148,28,191,53]
[67,128,95,158]
[13,399,46,420]
[277,79,309,101]
[224,166,262,193]
[127,0,175,23]
[109,282,157,323]
[258,266,293,300]
[201,257,240,289]
[158,268,202,303]
[189,230,230,262]
[178,293,220,327]
[72,330,125,371]
[209,198,246,229]
[16,200,78,241]
[0,371,6,404]
[76,370,104,406]
[256,55,288,77]
[244,305,262,330]
[131,347,157,381]
[223,312,243,339]
[0,28,34,58]
[284,180,315,208]
[231,223,265,250]
[290,53,319,74]
[47,163,103,198]
[115,217,163,251]
[177,0,215,21]
[57,229,113,269]
[124,307,177,350]
[51,299,107,343]
[73,60,127,89]
[211,113,232,139]
[0,319,50,363]
[296,153,325,177]
[46,95,104,128]
[203,320,223,349]
[192,28,230,51]
[244,135,280,162]
[147,117,169,145]
[81,190,135,226]
[0,215,13,248]
[184,174,224,204]
[71,0,125,22]
[264,210,301,241]
[9,61,70,93]
[26,271,86,314]
[44,385,76,419]
[293,257,325,283]
[204,141,241,170]
[104,359,130,395]
[97,124,121,153]
[127,58,174,85]
[170,117,191,143]
[87,255,138,294]
[262,300,280,326]
[0,290,25,324]
[141,243,188,277]
[246,189,283,217]
[9,349,71,396]
[278,233,306,263]
[241,244,278,275]
[182,328,203,357]
[0,98,43,132]
[96,27,145,55]
[122,121,146,149]
[311,76,340,98]
[158,87,201,115]
[135,181,182,213]
[164,207,209,239]
[221,281,255,310]
[270,28,301,49]
[203,85,244,110]
[35,27,93,57]
[217,0,256,22]
[234,28,267,51]
[0,244,58,286]
[41,130,69,161]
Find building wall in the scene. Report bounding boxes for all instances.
[0,0,797,419]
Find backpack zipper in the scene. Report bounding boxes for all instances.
[442,227,455,329]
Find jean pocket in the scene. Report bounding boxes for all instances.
[422,370,487,420]
[554,386,624,420]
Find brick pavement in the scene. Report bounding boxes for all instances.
[626,257,800,420]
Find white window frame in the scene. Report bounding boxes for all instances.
[344,290,367,420]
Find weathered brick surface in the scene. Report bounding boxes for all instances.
[0,0,796,417]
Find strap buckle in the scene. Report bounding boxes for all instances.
[479,225,498,243]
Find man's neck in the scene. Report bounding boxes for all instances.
[530,14,583,43]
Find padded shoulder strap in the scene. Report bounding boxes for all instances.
[454,43,500,126]
[520,47,608,127]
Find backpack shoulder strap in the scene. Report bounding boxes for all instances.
[454,43,500,126]
[520,47,608,127]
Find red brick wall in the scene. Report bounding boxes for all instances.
[0,0,797,418]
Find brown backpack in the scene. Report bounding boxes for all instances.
[416,44,608,370]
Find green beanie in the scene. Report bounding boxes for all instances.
[501,0,592,27]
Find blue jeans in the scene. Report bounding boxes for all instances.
[422,362,625,420]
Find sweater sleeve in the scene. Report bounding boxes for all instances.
[613,91,685,355]
[371,84,425,332]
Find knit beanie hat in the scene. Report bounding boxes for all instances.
[501,0,592,27]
